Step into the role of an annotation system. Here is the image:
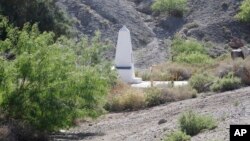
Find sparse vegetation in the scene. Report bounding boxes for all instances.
[164,86,197,101]
[179,111,217,136]
[175,53,213,65]
[145,87,165,107]
[145,86,197,107]
[172,37,213,65]
[190,73,215,93]
[211,73,241,92]
[151,0,187,17]
[164,130,191,141]
[107,87,146,111]
[106,84,197,112]
[235,0,250,23]
[138,62,192,81]
[172,37,206,56]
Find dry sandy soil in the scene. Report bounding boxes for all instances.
[52,87,250,141]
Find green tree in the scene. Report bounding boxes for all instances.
[0,17,112,132]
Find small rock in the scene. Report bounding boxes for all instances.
[163,127,168,132]
[158,119,167,125]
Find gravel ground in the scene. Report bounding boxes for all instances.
[51,87,250,141]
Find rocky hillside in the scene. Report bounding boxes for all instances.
[58,0,250,68]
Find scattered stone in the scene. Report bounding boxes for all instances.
[158,119,167,125]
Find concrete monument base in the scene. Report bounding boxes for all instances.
[131,81,188,88]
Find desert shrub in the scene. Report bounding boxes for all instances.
[211,73,241,92]
[234,58,250,85]
[141,71,152,81]
[172,37,205,56]
[164,130,191,141]
[166,64,191,81]
[151,0,187,17]
[179,111,217,136]
[164,86,197,101]
[107,88,146,111]
[171,37,213,65]
[215,58,250,86]
[139,62,192,81]
[175,53,213,65]
[0,21,111,132]
[145,86,197,107]
[235,0,250,23]
[190,73,215,93]
[145,87,165,107]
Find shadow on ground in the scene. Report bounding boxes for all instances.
[50,132,105,141]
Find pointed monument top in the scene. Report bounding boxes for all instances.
[120,25,129,32]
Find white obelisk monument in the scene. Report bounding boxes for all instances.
[115,26,142,84]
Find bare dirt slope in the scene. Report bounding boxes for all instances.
[52,87,250,141]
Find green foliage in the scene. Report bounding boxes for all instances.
[0,18,113,132]
[164,131,191,141]
[107,88,146,111]
[56,32,117,87]
[179,111,217,136]
[175,53,213,65]
[211,73,241,92]
[151,0,187,17]
[0,0,73,36]
[172,38,205,55]
[144,86,197,107]
[235,0,250,22]
[190,73,215,93]
[171,37,213,65]
[145,87,165,107]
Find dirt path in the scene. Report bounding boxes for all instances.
[52,87,250,141]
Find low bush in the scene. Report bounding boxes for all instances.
[107,87,146,112]
[234,58,250,85]
[179,111,217,136]
[141,71,151,81]
[235,0,250,23]
[171,37,213,65]
[164,130,191,141]
[166,64,191,81]
[145,87,165,107]
[145,86,197,107]
[175,53,213,65]
[215,58,250,86]
[151,0,187,17]
[139,62,192,81]
[211,73,241,92]
[190,73,215,93]
[164,86,197,101]
[172,37,205,56]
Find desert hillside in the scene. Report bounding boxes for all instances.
[58,0,250,68]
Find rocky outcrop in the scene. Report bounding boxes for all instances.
[58,0,154,49]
